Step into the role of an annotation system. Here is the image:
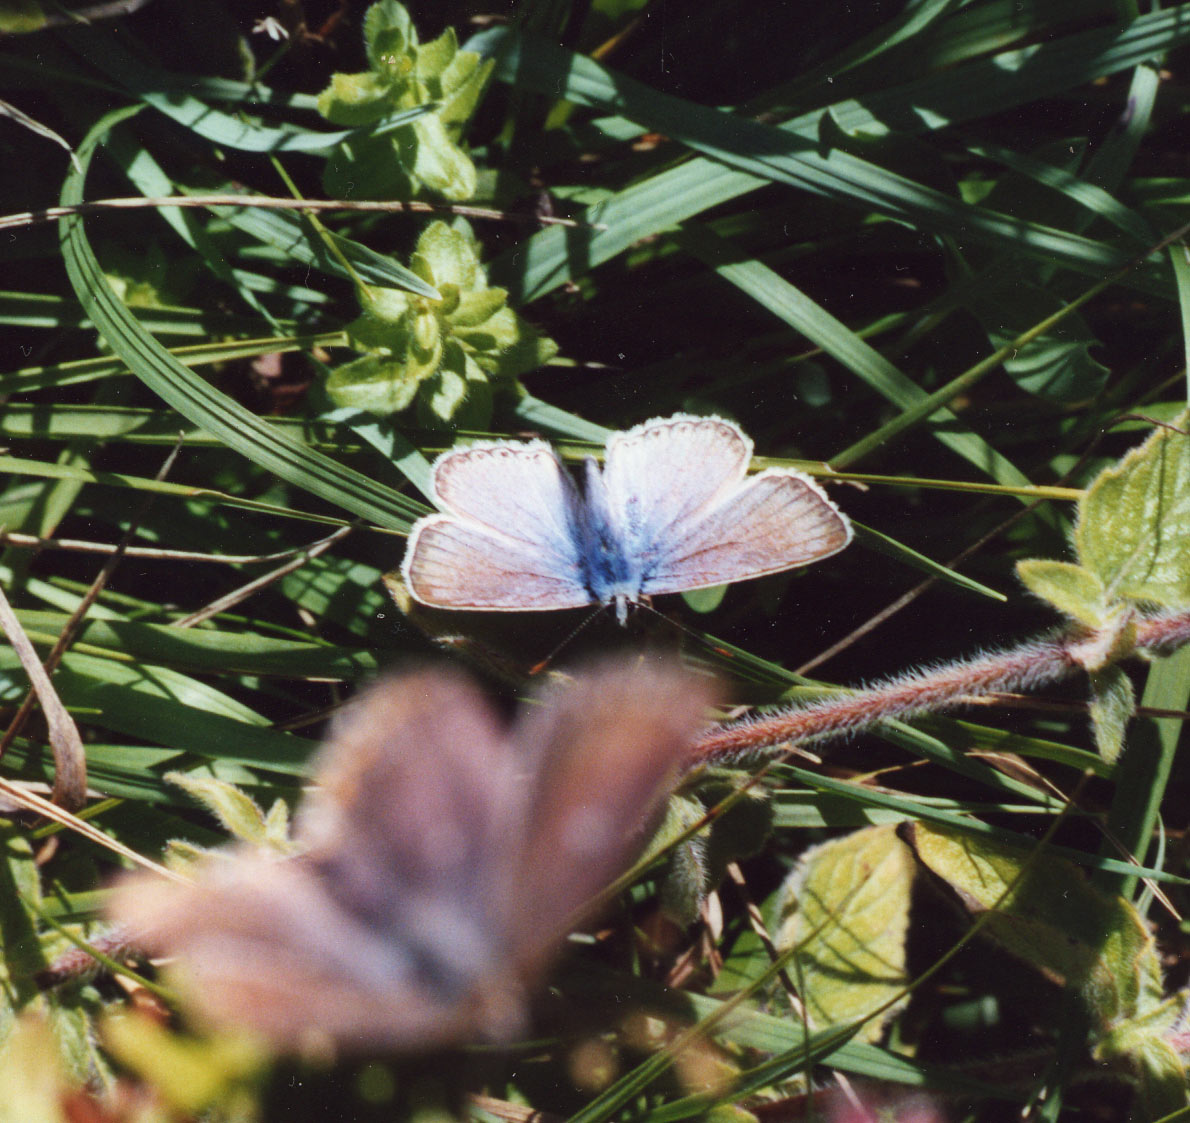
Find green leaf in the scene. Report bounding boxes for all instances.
[653,794,710,926]
[328,220,556,422]
[364,0,416,71]
[417,26,459,82]
[66,30,370,155]
[418,343,493,427]
[1088,665,1136,764]
[0,828,103,1088]
[316,71,396,126]
[1075,410,1190,608]
[165,772,294,851]
[326,354,422,414]
[407,115,479,200]
[318,1,488,202]
[436,50,490,126]
[774,825,914,1041]
[903,822,1164,1031]
[975,284,1109,403]
[450,288,511,327]
[102,1011,265,1116]
[418,220,481,288]
[321,131,417,201]
[1094,995,1190,1120]
[355,286,414,330]
[1016,559,1108,627]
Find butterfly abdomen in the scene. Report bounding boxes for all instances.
[576,457,645,607]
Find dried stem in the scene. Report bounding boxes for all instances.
[0,194,602,233]
[0,444,180,802]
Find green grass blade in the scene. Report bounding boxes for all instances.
[59,110,422,532]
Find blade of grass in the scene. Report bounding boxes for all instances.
[59,110,422,533]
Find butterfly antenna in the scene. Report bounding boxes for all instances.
[527,604,608,675]
[633,597,735,656]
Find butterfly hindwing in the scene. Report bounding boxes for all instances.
[640,468,853,595]
[404,516,593,610]
[112,854,505,1051]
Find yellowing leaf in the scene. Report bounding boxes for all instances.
[102,1012,265,1115]
[902,822,1163,1029]
[0,1015,68,1123]
[774,825,914,1041]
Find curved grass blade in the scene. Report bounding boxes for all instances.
[59,110,422,532]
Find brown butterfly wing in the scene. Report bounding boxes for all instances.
[111,671,530,1052]
[504,659,716,973]
[297,670,526,943]
[111,853,521,1052]
[110,664,714,1052]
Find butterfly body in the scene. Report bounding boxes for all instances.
[574,457,648,622]
[403,414,852,623]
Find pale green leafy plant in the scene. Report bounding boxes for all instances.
[317,0,492,201]
[161,772,297,872]
[762,821,1190,1119]
[1017,411,1190,760]
[326,219,559,427]
[0,825,108,1090]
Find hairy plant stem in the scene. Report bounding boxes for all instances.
[692,609,1190,763]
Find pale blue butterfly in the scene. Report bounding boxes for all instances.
[403,413,853,624]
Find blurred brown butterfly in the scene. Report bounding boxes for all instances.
[110,660,713,1053]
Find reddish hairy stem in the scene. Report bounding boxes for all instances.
[692,609,1190,764]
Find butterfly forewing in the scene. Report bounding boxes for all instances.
[404,441,592,610]
[111,671,533,1052]
[430,441,584,547]
[298,671,526,941]
[505,661,715,972]
[641,469,852,595]
[601,415,752,555]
